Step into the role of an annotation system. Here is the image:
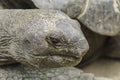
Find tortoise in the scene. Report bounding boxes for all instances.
[0,0,107,65]
[30,0,120,62]
[0,0,120,64]
[0,8,111,80]
[0,9,89,68]
[0,0,119,80]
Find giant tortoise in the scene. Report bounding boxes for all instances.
[0,0,120,80]
[0,0,120,61]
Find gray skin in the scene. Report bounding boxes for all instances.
[27,0,120,60]
[0,64,111,80]
[0,9,89,68]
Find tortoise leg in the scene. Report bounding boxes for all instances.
[103,36,120,59]
[0,64,112,80]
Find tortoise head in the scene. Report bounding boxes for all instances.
[9,10,89,68]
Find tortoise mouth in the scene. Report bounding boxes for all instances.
[22,54,82,68]
[13,48,84,68]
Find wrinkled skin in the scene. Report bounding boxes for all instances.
[0,9,89,68]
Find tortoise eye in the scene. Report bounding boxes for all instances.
[23,39,31,47]
[24,39,31,44]
[46,36,62,47]
[46,32,65,47]
[48,36,61,45]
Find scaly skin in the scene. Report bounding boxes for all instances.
[0,64,112,80]
[0,9,89,68]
